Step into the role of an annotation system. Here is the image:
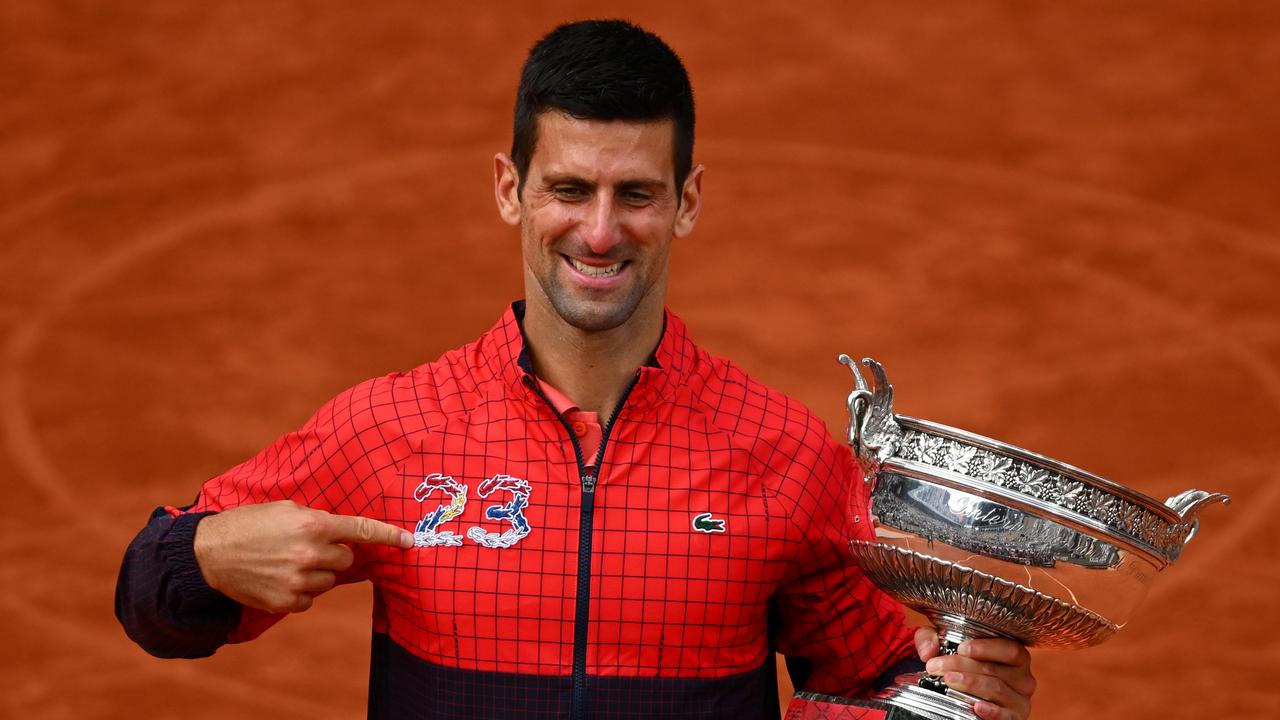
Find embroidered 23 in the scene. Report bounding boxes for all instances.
[412,473,532,549]
[467,474,532,549]
[413,473,468,546]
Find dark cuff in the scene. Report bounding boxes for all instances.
[161,511,238,616]
[872,657,926,692]
[116,508,241,658]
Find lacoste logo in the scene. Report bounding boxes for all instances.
[692,512,726,533]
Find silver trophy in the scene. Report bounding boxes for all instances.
[836,355,1228,720]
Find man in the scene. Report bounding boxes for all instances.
[116,20,1034,720]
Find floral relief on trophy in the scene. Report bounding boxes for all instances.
[975,454,1015,487]
[837,355,1218,562]
[894,428,1190,559]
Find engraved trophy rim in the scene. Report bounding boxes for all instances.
[896,414,1183,526]
[890,414,1181,568]
[838,354,1228,569]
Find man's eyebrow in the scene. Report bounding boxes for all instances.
[539,174,668,192]
[616,179,668,192]
[540,173,594,187]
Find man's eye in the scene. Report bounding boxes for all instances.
[553,186,587,200]
[621,192,653,205]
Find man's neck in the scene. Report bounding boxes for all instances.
[521,299,663,419]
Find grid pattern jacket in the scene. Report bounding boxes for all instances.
[116,303,918,719]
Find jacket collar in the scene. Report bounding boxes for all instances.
[485,300,695,410]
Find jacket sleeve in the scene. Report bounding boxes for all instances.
[114,375,399,657]
[114,505,240,658]
[770,437,921,697]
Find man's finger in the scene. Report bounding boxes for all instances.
[294,570,338,595]
[944,672,1027,717]
[309,542,357,571]
[291,593,315,613]
[324,514,414,548]
[959,638,1030,667]
[932,655,1035,698]
[914,626,940,662]
[973,699,1020,720]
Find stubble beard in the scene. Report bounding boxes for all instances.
[521,211,667,334]
[536,266,647,333]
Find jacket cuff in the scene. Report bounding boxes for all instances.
[162,511,237,615]
[872,656,926,692]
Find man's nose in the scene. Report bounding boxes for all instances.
[581,195,623,254]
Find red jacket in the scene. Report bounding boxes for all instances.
[117,303,916,719]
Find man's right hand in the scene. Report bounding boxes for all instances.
[193,500,415,614]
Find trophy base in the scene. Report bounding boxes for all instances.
[872,673,983,720]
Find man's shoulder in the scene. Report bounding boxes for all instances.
[318,325,511,433]
[683,344,838,455]
[680,346,853,513]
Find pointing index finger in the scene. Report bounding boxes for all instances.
[325,514,414,549]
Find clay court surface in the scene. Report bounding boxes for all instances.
[3,3,1278,718]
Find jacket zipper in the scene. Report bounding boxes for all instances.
[524,371,642,720]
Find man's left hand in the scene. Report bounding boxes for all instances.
[915,627,1036,720]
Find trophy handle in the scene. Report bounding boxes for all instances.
[1164,489,1231,545]
[837,354,873,448]
[837,355,903,473]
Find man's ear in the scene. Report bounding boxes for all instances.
[673,164,704,238]
[494,153,522,226]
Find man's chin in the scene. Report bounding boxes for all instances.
[550,298,636,333]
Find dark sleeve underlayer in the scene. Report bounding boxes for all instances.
[114,508,240,658]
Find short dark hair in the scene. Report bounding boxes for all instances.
[511,20,695,195]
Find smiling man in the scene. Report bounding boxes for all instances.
[116,20,1035,720]
[495,110,697,420]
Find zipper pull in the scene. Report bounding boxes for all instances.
[581,474,597,493]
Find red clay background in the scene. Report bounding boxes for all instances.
[3,3,1278,718]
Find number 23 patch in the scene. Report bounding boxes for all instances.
[412,473,532,549]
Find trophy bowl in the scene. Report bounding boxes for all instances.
[837,355,1228,720]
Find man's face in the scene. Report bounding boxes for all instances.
[495,112,702,333]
